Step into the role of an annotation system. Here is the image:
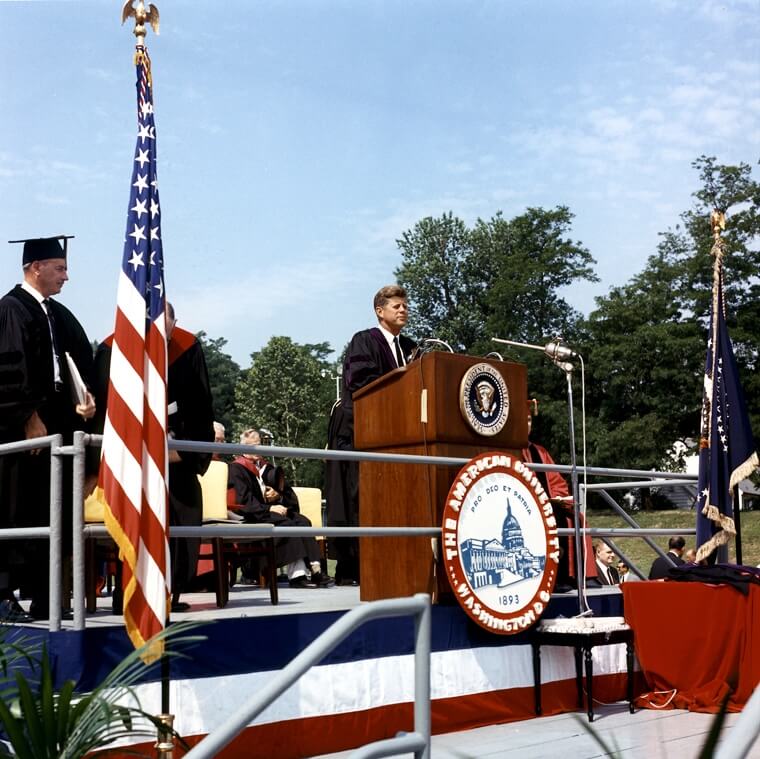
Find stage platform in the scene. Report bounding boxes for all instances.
[9,585,635,758]
[317,704,759,758]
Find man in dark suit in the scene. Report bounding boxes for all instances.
[648,536,686,580]
[593,540,620,586]
[325,284,417,585]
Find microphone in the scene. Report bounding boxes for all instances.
[409,337,455,362]
[492,336,578,364]
[544,341,577,361]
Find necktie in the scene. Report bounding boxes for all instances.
[393,336,404,367]
[607,567,614,584]
[42,299,62,385]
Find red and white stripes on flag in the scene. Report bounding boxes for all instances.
[99,46,170,662]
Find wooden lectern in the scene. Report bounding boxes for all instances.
[353,351,528,601]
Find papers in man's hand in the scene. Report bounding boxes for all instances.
[65,352,88,406]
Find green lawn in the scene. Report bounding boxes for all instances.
[588,508,760,576]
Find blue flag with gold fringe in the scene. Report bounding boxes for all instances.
[695,215,758,562]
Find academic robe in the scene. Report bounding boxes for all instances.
[325,327,416,579]
[522,440,597,582]
[227,456,321,567]
[0,285,93,603]
[91,326,215,594]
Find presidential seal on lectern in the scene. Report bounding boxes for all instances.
[459,362,510,436]
[442,452,559,634]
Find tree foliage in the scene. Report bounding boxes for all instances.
[395,206,598,454]
[395,212,488,351]
[196,156,759,481]
[580,155,760,470]
[234,337,336,485]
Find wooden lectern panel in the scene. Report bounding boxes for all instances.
[354,352,528,601]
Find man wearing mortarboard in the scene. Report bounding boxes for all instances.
[0,235,96,621]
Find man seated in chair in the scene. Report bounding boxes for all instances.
[228,428,333,588]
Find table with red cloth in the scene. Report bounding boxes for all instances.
[622,580,760,712]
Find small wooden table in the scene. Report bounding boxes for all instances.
[531,625,635,722]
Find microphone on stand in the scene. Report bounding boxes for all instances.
[409,337,455,362]
[544,341,577,362]
[492,336,578,366]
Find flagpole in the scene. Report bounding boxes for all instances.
[733,484,743,565]
[120,3,174,755]
[711,211,744,567]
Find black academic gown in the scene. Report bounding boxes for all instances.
[325,327,416,580]
[91,326,215,595]
[227,457,321,568]
[0,285,93,604]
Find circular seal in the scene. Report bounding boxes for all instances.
[442,452,558,635]
[459,363,509,436]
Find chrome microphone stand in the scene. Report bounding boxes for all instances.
[493,337,591,616]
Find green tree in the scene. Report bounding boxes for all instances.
[196,332,241,434]
[582,253,703,470]
[234,337,335,485]
[581,155,760,471]
[395,207,597,457]
[474,206,597,349]
[395,212,490,351]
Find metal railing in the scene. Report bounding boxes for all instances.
[0,432,702,632]
[0,434,64,629]
[183,593,432,759]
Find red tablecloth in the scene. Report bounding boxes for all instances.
[622,580,760,712]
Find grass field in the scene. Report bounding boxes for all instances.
[588,508,760,577]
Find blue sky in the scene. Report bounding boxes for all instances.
[2,0,758,366]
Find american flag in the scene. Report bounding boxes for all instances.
[99,46,170,661]
[695,223,758,562]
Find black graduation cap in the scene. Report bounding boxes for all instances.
[8,235,74,265]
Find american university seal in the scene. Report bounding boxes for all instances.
[442,452,559,634]
[459,362,509,436]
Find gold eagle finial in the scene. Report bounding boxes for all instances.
[121,0,160,45]
[710,209,726,236]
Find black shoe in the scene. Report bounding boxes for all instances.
[336,577,359,587]
[311,572,335,588]
[0,598,33,623]
[171,601,191,613]
[288,575,318,589]
[28,602,73,621]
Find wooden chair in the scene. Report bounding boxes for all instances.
[292,486,327,566]
[83,490,118,613]
[199,461,279,607]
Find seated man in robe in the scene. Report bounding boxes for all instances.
[228,428,332,588]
